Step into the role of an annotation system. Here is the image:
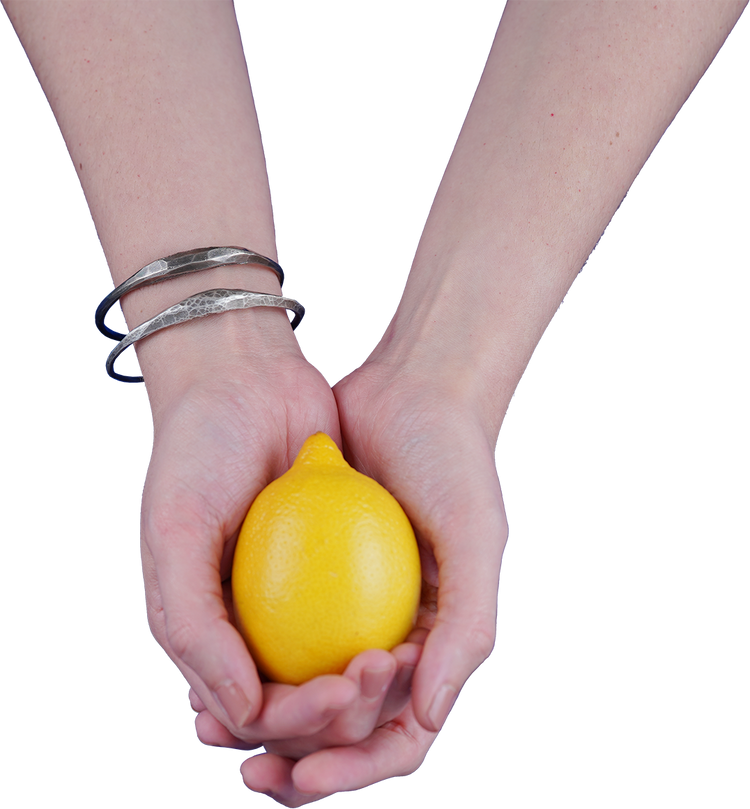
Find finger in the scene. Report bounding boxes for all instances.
[187,654,366,759]
[325,649,397,745]
[239,753,302,807]
[142,508,263,733]
[251,647,419,763]
[255,678,360,741]
[405,626,430,645]
[195,675,359,750]
[403,441,507,732]
[189,688,207,713]
[142,540,224,714]
[379,640,423,723]
[194,669,358,751]
[195,709,261,751]
[242,704,437,803]
[289,702,437,797]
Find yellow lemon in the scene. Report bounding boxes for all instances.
[232,432,421,685]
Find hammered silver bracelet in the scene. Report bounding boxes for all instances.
[92,247,307,386]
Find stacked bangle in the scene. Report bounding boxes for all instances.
[95,246,304,383]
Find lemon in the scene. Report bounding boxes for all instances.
[232,432,421,685]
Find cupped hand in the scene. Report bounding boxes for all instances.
[140,314,426,778]
[139,314,343,738]
[233,356,508,804]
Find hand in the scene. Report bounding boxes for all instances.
[230,356,508,804]
[191,641,421,751]
[334,357,508,731]
[141,311,430,788]
[139,312,343,737]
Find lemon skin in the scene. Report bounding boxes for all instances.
[232,433,421,685]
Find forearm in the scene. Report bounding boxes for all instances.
[4,0,290,402]
[373,0,746,432]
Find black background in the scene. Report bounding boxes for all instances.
[0,3,748,805]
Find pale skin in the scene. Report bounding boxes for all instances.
[4,0,746,805]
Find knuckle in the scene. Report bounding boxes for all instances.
[466,617,497,664]
[164,613,200,663]
[382,721,429,777]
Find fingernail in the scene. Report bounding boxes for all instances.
[396,664,416,694]
[213,681,252,728]
[361,666,392,701]
[427,684,458,731]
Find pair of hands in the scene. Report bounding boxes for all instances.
[140,326,507,805]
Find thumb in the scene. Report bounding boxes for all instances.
[141,505,263,733]
[409,448,508,732]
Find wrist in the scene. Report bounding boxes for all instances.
[366,256,533,438]
[111,262,305,415]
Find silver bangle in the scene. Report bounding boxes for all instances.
[106,288,305,383]
[96,246,285,341]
